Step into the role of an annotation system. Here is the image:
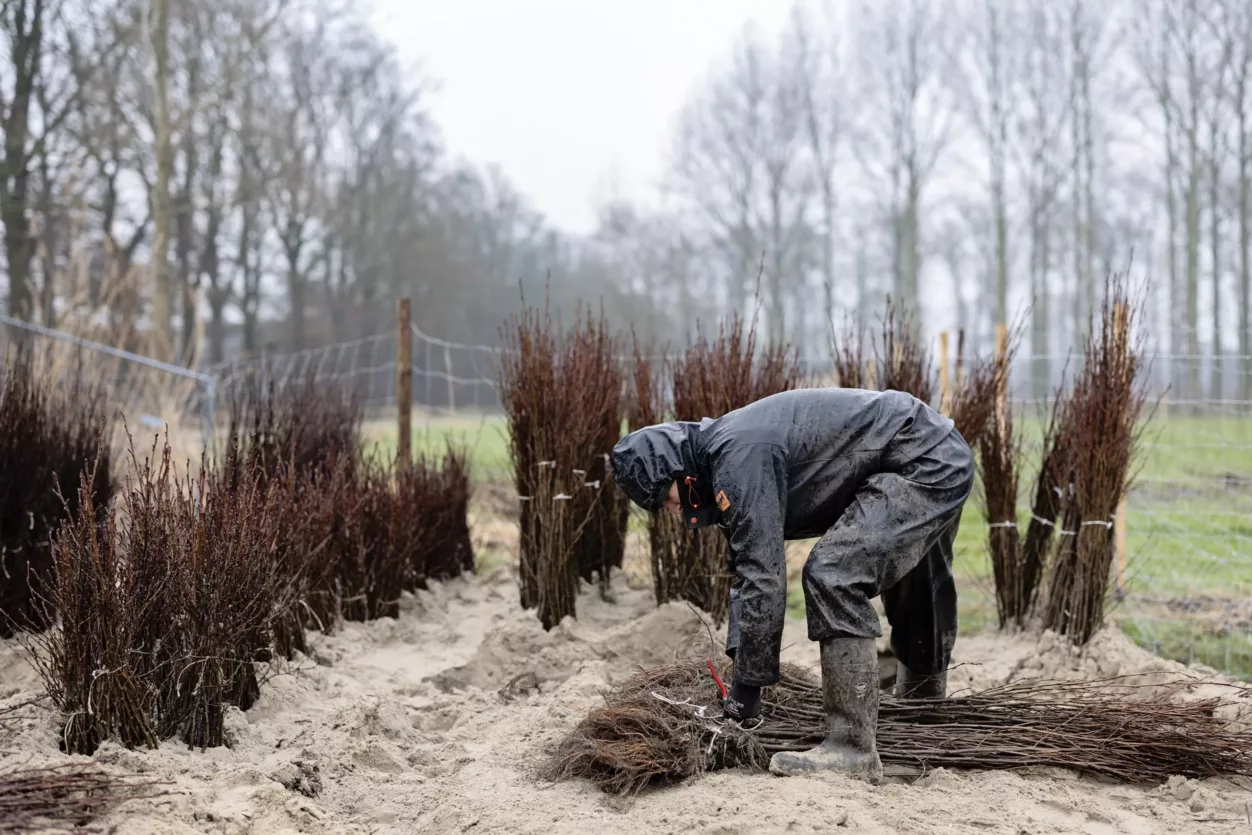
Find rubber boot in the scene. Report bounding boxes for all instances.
[768,637,883,784]
[895,661,947,699]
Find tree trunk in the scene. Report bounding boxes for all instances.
[1186,113,1201,410]
[822,189,835,349]
[1081,44,1096,327]
[1162,17,1182,406]
[1211,126,1223,402]
[1030,205,1051,398]
[238,196,258,355]
[1,0,42,322]
[1239,84,1250,406]
[905,162,921,315]
[855,236,869,327]
[1070,5,1084,350]
[769,188,785,343]
[988,0,1009,327]
[287,235,306,351]
[36,143,56,327]
[150,0,175,362]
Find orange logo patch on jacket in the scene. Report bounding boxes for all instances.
[716,490,731,512]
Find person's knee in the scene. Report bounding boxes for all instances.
[805,574,881,640]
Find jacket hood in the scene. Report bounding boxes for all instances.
[610,422,704,513]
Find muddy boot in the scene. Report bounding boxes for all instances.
[895,662,947,699]
[768,637,882,784]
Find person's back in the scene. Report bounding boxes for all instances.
[694,388,958,539]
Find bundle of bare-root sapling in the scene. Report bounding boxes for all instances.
[628,333,678,606]
[659,313,801,620]
[498,298,618,629]
[0,349,111,638]
[979,398,1034,629]
[29,431,291,753]
[27,462,158,756]
[1042,278,1149,645]
[0,764,162,832]
[872,297,934,403]
[546,658,1252,795]
[564,310,627,593]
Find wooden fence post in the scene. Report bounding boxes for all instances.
[995,322,1008,438]
[866,357,877,391]
[938,331,951,415]
[397,298,412,467]
[1115,497,1128,593]
[1113,301,1129,590]
[444,344,456,414]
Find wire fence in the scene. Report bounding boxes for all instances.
[5,314,1252,679]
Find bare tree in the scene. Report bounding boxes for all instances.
[1017,4,1070,396]
[1223,0,1252,402]
[668,25,767,317]
[791,0,846,348]
[0,0,82,322]
[851,0,957,314]
[146,0,173,359]
[952,0,1018,329]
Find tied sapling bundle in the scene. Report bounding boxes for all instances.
[498,295,619,630]
[1042,278,1150,645]
[660,312,801,621]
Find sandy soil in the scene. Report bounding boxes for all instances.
[4,551,1252,833]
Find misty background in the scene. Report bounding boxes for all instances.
[0,0,1244,406]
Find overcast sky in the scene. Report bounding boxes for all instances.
[370,0,792,236]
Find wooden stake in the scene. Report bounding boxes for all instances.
[397,298,412,467]
[955,328,966,387]
[938,331,951,415]
[1115,496,1128,592]
[1112,303,1130,592]
[995,322,1008,438]
[866,357,878,391]
[444,344,456,414]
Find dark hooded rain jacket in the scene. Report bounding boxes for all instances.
[610,387,960,686]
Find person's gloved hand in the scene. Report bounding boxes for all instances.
[722,680,761,722]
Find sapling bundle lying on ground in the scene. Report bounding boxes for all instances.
[0,764,160,832]
[498,298,624,630]
[0,350,111,637]
[656,313,801,620]
[545,658,1252,795]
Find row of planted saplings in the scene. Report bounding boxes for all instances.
[499,284,1144,654]
[10,368,472,754]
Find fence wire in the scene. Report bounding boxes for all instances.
[8,315,1252,679]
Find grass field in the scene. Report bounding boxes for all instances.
[367,410,1252,678]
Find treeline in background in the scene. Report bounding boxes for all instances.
[0,0,1246,406]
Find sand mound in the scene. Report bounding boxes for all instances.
[4,564,1252,834]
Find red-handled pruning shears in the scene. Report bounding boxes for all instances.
[707,657,728,700]
[688,602,729,700]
